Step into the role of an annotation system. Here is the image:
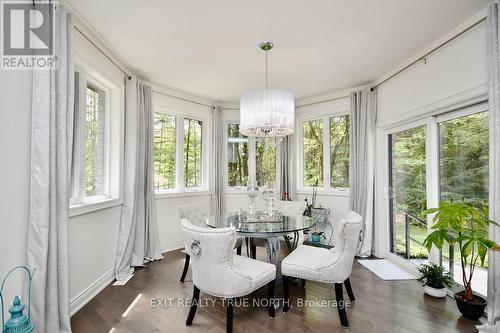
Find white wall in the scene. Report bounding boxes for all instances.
[373,15,488,258]
[0,70,32,320]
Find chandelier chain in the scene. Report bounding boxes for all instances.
[265,50,269,90]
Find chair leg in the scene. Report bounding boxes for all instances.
[267,280,276,318]
[301,279,306,288]
[180,253,190,282]
[236,245,242,256]
[245,237,250,257]
[250,238,256,259]
[186,285,200,326]
[334,283,349,328]
[227,299,233,333]
[283,275,290,313]
[344,277,355,301]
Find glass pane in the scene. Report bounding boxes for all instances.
[303,119,323,187]
[184,118,203,188]
[227,124,249,187]
[256,138,276,188]
[153,113,176,190]
[439,111,489,296]
[330,116,350,188]
[85,85,105,197]
[390,125,427,261]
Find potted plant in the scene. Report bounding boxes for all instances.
[417,263,453,298]
[422,200,499,320]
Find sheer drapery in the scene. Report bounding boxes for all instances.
[115,78,163,281]
[27,6,74,333]
[349,88,377,257]
[211,106,225,215]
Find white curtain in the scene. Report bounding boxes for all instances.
[349,88,377,257]
[27,6,73,333]
[482,3,500,331]
[115,78,163,281]
[211,106,225,215]
[279,135,295,200]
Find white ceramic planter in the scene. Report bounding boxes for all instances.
[424,285,447,298]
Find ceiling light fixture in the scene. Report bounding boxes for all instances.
[240,42,295,137]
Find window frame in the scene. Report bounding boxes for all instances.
[154,107,210,196]
[296,110,351,195]
[69,64,124,215]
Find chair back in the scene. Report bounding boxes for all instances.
[328,211,363,281]
[178,204,209,226]
[181,219,249,297]
[277,200,306,217]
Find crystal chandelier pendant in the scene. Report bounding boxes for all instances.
[240,42,295,137]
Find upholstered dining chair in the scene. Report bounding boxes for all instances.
[181,219,276,333]
[248,200,306,259]
[178,204,242,282]
[281,211,363,328]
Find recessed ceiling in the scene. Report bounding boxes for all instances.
[68,0,489,102]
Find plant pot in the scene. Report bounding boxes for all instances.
[454,291,486,320]
[424,285,447,298]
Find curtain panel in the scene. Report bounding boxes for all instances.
[481,2,500,331]
[349,88,377,257]
[279,135,295,201]
[211,106,225,215]
[115,78,163,281]
[27,6,74,333]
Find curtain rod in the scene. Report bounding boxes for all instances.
[74,26,132,80]
[152,89,214,108]
[371,16,486,91]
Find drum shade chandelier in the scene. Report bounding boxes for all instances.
[240,42,295,137]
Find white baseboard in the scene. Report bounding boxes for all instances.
[70,267,115,317]
[160,240,185,254]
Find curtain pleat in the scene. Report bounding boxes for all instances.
[211,106,225,215]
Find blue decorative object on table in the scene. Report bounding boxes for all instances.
[0,266,35,333]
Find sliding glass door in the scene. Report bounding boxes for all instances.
[389,125,428,261]
[438,111,489,295]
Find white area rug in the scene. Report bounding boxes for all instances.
[357,259,417,280]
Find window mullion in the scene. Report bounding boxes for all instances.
[426,117,440,264]
[177,116,184,192]
[248,137,256,185]
[78,74,88,202]
[323,116,330,189]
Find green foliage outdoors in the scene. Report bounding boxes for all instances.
[417,263,453,289]
[256,138,276,188]
[85,85,104,196]
[184,118,203,188]
[227,124,249,187]
[153,113,176,189]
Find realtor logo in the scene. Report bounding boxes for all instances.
[1,1,56,69]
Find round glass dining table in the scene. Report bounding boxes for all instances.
[204,212,315,267]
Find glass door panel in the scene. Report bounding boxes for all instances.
[389,125,428,262]
[438,111,489,296]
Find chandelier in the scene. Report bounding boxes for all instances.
[240,42,295,137]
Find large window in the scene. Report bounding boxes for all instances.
[184,118,203,188]
[301,115,350,189]
[256,138,276,188]
[153,113,176,190]
[153,112,206,193]
[227,124,249,187]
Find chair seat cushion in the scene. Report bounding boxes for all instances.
[281,245,337,283]
[232,255,276,294]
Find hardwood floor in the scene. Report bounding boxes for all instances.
[71,248,480,333]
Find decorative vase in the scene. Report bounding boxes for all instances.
[423,285,447,298]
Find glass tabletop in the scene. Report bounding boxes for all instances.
[204,212,315,237]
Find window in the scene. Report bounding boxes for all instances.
[153,113,176,190]
[71,69,121,208]
[330,116,350,188]
[389,125,427,260]
[85,84,106,197]
[300,115,350,189]
[227,124,249,187]
[438,111,489,295]
[184,118,203,188]
[256,138,276,188]
[303,120,324,187]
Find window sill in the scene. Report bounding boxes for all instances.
[69,198,122,217]
[155,190,212,199]
[296,188,350,197]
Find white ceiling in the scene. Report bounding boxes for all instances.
[68,0,489,102]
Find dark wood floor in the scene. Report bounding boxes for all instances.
[71,247,479,333]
